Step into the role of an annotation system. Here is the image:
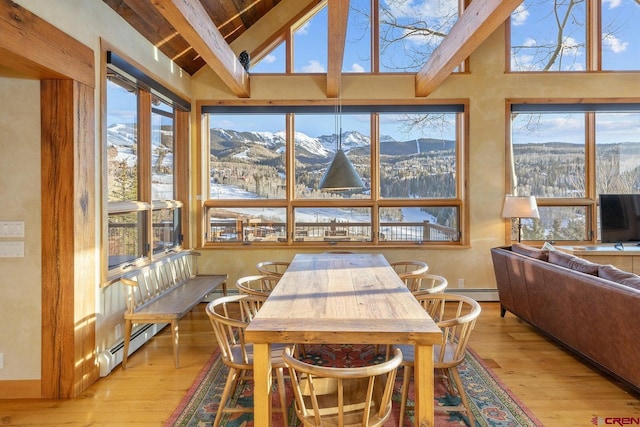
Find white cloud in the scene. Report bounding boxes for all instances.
[350,63,365,73]
[385,0,454,21]
[511,4,529,26]
[603,0,622,9]
[602,34,629,53]
[301,60,326,73]
[263,54,277,64]
[296,21,311,36]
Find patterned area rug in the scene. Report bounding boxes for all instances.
[165,344,542,427]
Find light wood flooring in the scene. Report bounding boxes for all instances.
[0,301,639,426]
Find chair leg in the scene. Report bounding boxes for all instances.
[449,367,476,427]
[213,367,239,427]
[398,364,412,427]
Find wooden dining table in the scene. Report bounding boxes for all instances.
[245,253,443,427]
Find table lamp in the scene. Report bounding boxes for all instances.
[502,196,540,242]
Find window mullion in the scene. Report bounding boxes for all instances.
[138,91,153,256]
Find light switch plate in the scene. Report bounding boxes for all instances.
[0,242,24,257]
[0,221,24,238]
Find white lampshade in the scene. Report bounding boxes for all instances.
[502,196,540,219]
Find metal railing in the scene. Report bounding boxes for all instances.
[207,219,458,243]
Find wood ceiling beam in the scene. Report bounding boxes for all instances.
[151,0,250,97]
[230,0,322,66]
[327,0,349,98]
[415,0,523,97]
[0,0,94,87]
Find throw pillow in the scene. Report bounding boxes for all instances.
[598,264,640,290]
[547,250,599,275]
[511,243,549,261]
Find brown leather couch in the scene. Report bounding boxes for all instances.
[491,244,640,392]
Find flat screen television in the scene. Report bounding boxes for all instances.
[600,194,640,243]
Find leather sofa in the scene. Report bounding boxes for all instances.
[491,244,640,392]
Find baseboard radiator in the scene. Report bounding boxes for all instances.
[97,323,167,377]
[447,288,499,301]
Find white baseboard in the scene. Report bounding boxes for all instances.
[97,323,167,377]
[445,288,499,301]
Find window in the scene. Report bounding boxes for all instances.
[104,52,189,277]
[508,102,640,243]
[379,0,460,72]
[601,0,640,70]
[247,0,462,75]
[510,0,640,72]
[510,0,586,72]
[202,104,466,247]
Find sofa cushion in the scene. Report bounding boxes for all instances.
[511,243,549,261]
[547,250,599,275]
[598,264,640,290]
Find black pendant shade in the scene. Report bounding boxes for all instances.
[318,148,365,192]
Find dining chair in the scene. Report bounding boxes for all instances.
[390,260,429,279]
[235,274,279,298]
[256,260,290,278]
[206,295,290,427]
[402,272,448,294]
[392,292,481,427]
[282,347,403,427]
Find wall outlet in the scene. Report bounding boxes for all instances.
[457,278,464,288]
[0,352,4,369]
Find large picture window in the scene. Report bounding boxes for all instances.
[202,104,465,247]
[508,102,640,243]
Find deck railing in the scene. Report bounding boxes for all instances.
[208,219,458,243]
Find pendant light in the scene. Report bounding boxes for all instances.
[318,0,364,192]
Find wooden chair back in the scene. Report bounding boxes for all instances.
[389,260,429,279]
[403,272,448,294]
[206,295,251,368]
[413,292,481,367]
[256,261,290,277]
[282,347,403,427]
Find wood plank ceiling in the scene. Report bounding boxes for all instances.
[103,0,282,76]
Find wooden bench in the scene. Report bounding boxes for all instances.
[120,250,227,369]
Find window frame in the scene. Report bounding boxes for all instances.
[198,100,469,249]
[102,49,190,285]
[505,99,640,244]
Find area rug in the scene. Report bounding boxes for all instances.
[165,344,542,427]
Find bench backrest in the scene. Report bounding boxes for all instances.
[120,251,199,314]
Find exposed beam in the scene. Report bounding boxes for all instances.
[327,0,349,98]
[231,0,322,66]
[415,0,523,97]
[0,0,94,87]
[150,0,250,97]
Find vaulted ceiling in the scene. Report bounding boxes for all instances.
[102,0,523,98]
[102,0,288,76]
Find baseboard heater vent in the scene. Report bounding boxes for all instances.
[97,323,167,377]
[446,288,499,302]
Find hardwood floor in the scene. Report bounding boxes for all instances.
[0,301,639,426]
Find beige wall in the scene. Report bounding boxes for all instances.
[0,77,42,380]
